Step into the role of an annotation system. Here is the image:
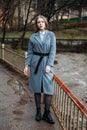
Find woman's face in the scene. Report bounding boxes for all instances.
[37,18,46,31]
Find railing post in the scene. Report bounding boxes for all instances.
[2,44,5,61]
[25,51,27,58]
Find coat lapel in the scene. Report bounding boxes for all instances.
[34,31,42,45]
[34,30,49,45]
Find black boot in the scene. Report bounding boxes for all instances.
[35,108,41,121]
[42,110,55,124]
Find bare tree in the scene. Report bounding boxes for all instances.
[18,0,21,31]
[19,0,33,48]
[0,0,16,43]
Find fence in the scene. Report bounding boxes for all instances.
[52,74,87,130]
[0,44,87,130]
[0,44,26,74]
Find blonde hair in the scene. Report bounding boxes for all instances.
[35,15,48,31]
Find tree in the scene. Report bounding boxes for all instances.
[19,0,33,49]
[0,0,16,43]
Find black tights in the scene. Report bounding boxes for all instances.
[34,93,52,111]
[34,93,41,109]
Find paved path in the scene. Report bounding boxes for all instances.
[0,62,62,130]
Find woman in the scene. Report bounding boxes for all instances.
[24,15,56,124]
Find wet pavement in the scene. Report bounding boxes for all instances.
[0,62,62,130]
[54,52,87,107]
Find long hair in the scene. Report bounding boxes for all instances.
[35,15,48,31]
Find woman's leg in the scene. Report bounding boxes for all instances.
[34,93,41,121]
[43,94,55,124]
[44,94,52,111]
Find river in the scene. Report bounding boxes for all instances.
[54,52,87,107]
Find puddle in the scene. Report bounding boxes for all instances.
[7,78,30,105]
[7,78,25,95]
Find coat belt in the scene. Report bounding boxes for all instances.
[33,52,49,74]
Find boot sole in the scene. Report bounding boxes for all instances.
[42,117,55,124]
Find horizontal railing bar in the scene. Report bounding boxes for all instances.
[53,74,87,117]
[4,47,25,58]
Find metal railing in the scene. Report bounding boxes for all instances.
[52,74,87,130]
[0,44,26,73]
[0,44,87,130]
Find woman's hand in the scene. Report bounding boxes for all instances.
[45,66,51,73]
[24,66,28,76]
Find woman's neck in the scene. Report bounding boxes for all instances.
[39,29,45,32]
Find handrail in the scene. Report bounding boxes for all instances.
[52,74,87,130]
[53,74,87,116]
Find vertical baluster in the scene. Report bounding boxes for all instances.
[54,81,56,106]
[76,108,79,130]
[74,106,78,130]
[56,82,58,112]
[58,84,61,118]
[57,84,60,115]
[65,93,67,128]
[79,111,83,130]
[61,89,64,126]
[62,92,65,127]
[69,100,73,130]
[72,104,75,130]
[71,102,74,130]
[83,116,87,130]
[56,83,59,115]
[66,96,69,130]
[54,81,56,109]
[59,87,62,120]
[68,98,71,130]
[80,114,84,130]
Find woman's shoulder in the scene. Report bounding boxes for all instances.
[47,30,55,36]
[30,33,35,38]
[29,32,37,40]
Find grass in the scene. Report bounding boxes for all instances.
[54,28,87,39]
[0,31,33,38]
[0,28,87,39]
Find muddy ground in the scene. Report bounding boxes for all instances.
[0,61,62,130]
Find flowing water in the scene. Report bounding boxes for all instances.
[54,52,87,107]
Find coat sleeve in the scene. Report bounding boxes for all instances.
[25,39,33,66]
[47,32,56,67]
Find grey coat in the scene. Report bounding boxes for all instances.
[25,30,56,95]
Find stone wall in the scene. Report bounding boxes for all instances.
[0,38,87,52]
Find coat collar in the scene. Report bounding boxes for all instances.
[34,30,49,44]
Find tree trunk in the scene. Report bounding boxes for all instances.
[18,0,21,31]
[78,7,82,22]
[55,13,59,31]
[19,0,32,49]
[2,21,7,44]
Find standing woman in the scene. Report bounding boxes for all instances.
[24,15,56,124]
